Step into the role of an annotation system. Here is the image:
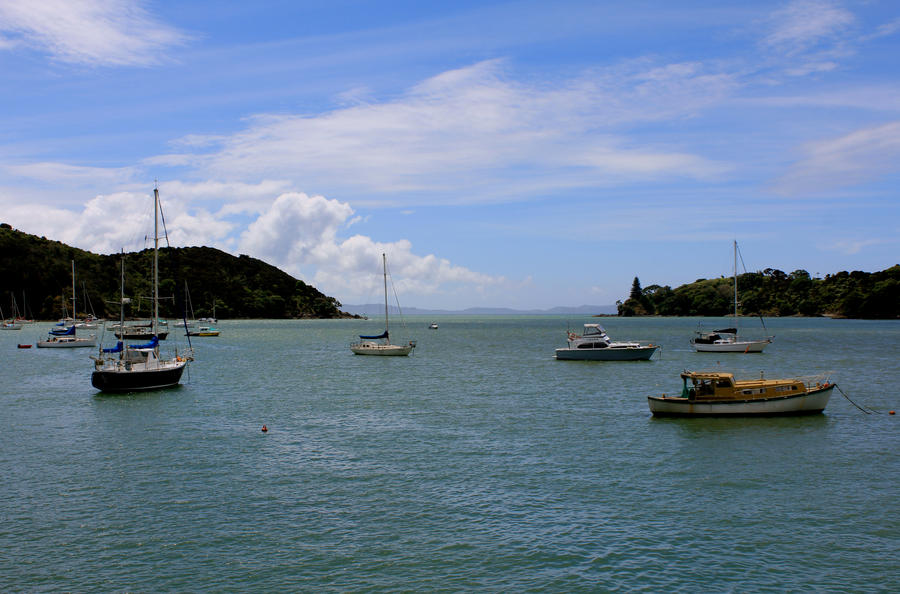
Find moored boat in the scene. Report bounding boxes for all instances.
[112,324,169,340]
[91,187,191,392]
[37,327,97,348]
[186,325,219,337]
[648,370,834,416]
[37,261,98,347]
[555,324,658,361]
[350,253,416,356]
[691,241,773,353]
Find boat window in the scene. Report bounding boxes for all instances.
[716,379,732,388]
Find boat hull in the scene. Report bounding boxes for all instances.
[691,339,770,353]
[555,346,658,361]
[648,386,834,416]
[115,331,169,340]
[351,343,414,356]
[91,362,186,392]
[36,337,97,348]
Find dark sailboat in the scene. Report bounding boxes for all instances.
[91,187,192,391]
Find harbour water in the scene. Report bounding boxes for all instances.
[2,316,898,591]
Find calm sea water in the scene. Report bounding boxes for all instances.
[2,316,898,592]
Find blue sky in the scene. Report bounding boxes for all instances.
[1,0,898,310]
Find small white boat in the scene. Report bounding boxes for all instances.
[37,327,97,348]
[555,324,658,361]
[690,328,770,352]
[38,261,98,347]
[691,241,773,353]
[648,371,834,416]
[186,326,219,337]
[351,253,416,357]
[428,322,438,329]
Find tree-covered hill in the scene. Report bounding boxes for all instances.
[618,266,900,319]
[0,224,354,320]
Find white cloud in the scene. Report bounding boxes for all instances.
[763,0,855,55]
[861,17,900,42]
[238,192,354,274]
[171,59,731,205]
[776,121,900,194]
[0,0,189,67]
[5,161,138,186]
[236,191,502,301]
[821,237,896,255]
[4,190,234,254]
[758,0,857,78]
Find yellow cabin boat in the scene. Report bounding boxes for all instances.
[648,371,834,416]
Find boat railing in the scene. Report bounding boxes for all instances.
[792,373,831,389]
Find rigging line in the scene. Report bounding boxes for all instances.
[835,384,872,414]
[386,257,406,322]
[736,241,749,275]
[159,193,171,248]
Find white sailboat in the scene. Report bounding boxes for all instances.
[350,253,416,356]
[91,187,192,391]
[37,261,97,348]
[690,241,773,353]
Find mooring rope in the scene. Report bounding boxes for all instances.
[835,384,872,414]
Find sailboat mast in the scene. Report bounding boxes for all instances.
[382,253,389,342]
[153,187,159,337]
[71,259,76,322]
[733,240,738,326]
[119,250,125,358]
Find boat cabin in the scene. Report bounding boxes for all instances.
[680,371,807,401]
[573,324,611,348]
[692,328,736,345]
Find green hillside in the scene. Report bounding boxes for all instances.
[0,224,353,320]
[618,267,900,319]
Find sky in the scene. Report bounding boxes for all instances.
[0,0,898,310]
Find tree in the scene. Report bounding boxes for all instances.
[629,277,642,301]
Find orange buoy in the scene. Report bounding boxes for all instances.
[261,424,268,432]
[890,411,895,415]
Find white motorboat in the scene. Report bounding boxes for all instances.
[555,324,658,361]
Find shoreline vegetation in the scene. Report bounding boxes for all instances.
[3,224,898,320]
[618,269,900,320]
[0,225,356,321]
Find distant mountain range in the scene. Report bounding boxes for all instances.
[343,304,619,316]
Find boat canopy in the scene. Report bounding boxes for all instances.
[681,371,735,380]
[713,327,737,334]
[359,330,389,340]
[102,341,123,353]
[129,336,159,349]
[50,325,75,336]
